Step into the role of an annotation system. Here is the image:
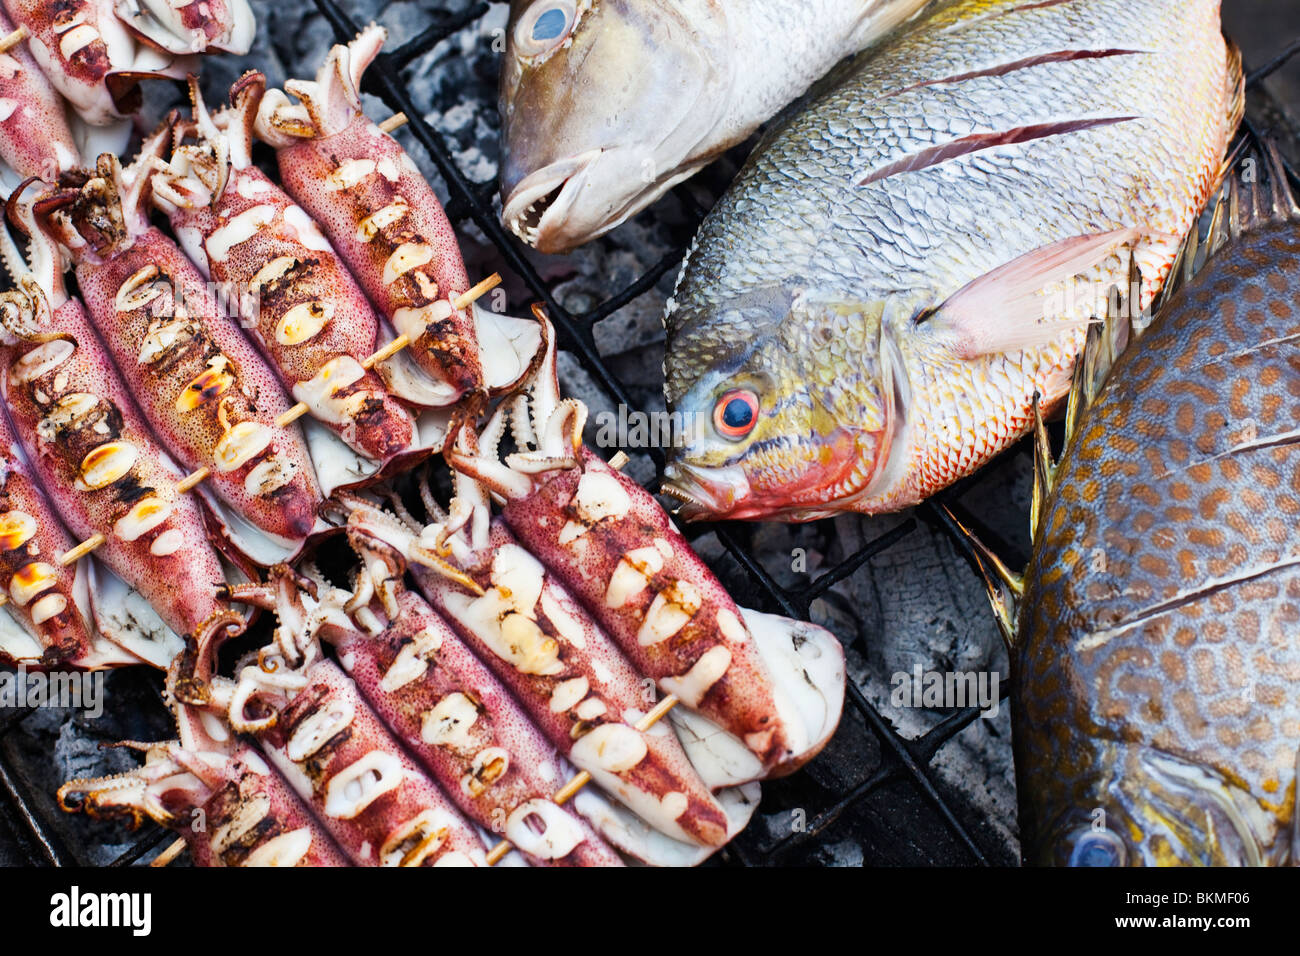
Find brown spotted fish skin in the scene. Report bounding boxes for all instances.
[1016,216,1300,867]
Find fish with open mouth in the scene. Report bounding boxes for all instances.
[661,0,1241,522]
[499,0,937,252]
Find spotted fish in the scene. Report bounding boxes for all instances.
[662,0,1241,522]
[1013,149,1300,866]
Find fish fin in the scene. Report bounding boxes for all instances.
[1029,392,1054,541]
[936,504,1021,651]
[926,227,1142,359]
[1221,40,1246,161]
[1264,140,1300,224]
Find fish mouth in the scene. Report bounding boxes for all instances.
[661,461,753,521]
[502,150,603,253]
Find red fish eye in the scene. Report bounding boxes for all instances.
[713,390,759,439]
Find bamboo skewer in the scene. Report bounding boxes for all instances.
[0,25,28,54]
[484,693,683,866]
[378,112,409,134]
[482,452,679,866]
[274,273,503,428]
[52,273,503,565]
[150,837,187,868]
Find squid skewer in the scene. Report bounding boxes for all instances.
[58,700,352,867]
[0,402,105,667]
[32,136,325,564]
[254,25,485,404]
[448,314,847,776]
[340,476,759,848]
[2,0,192,125]
[0,188,225,649]
[224,563,624,866]
[0,7,78,180]
[175,610,506,867]
[150,74,416,465]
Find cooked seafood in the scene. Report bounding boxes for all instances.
[1010,152,1300,866]
[449,316,846,776]
[0,7,78,180]
[35,146,324,561]
[2,0,193,124]
[112,0,254,56]
[152,75,416,465]
[0,190,224,644]
[340,490,747,848]
[222,565,624,866]
[500,0,936,252]
[255,25,483,404]
[59,701,353,867]
[662,0,1241,522]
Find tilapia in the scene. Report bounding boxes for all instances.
[662,0,1241,522]
[1012,151,1300,867]
[499,0,937,252]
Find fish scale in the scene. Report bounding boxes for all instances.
[663,0,1238,522]
[1016,191,1300,867]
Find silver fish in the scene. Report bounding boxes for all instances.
[499,0,936,252]
[662,0,1241,522]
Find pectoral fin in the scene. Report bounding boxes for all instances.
[925,227,1146,359]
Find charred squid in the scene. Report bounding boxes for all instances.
[0,187,224,650]
[225,561,626,866]
[33,139,325,563]
[448,317,847,776]
[150,74,418,467]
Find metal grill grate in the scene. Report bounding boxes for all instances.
[1,0,1297,868]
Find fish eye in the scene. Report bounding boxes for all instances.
[713,389,759,440]
[1067,827,1127,867]
[515,2,576,57]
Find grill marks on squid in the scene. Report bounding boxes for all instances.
[858,116,1139,188]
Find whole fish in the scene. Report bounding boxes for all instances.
[661,0,1240,522]
[499,0,936,252]
[1014,156,1300,867]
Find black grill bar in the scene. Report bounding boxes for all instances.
[301,0,1003,867]
[0,0,1017,867]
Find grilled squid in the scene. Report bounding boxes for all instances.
[151,74,416,467]
[340,482,760,846]
[254,24,483,404]
[58,702,351,867]
[0,408,98,666]
[0,7,78,180]
[111,0,254,56]
[1,0,192,125]
[175,610,495,867]
[33,142,324,562]
[225,564,623,866]
[0,191,223,645]
[448,317,846,776]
